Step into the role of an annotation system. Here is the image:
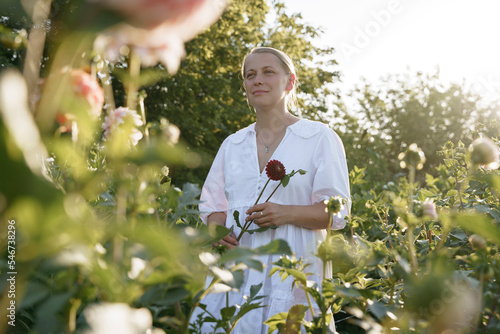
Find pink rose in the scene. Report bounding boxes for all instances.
[422,198,438,220]
[90,0,212,30]
[102,107,143,146]
[92,0,228,74]
[68,69,104,120]
[50,68,104,133]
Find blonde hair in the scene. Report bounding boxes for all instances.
[241,47,298,110]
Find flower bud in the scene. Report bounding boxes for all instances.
[399,143,426,170]
[325,196,344,214]
[469,234,486,250]
[469,137,499,169]
[422,198,438,220]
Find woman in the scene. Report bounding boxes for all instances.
[197,47,350,333]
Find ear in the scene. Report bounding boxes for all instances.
[285,73,295,92]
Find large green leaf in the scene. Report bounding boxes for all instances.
[453,213,500,246]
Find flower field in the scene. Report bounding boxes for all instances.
[1,0,499,333]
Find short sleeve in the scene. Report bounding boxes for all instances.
[199,141,229,224]
[311,128,351,230]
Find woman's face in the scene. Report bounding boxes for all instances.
[243,52,293,110]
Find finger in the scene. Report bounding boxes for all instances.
[255,221,269,228]
[245,210,265,223]
[218,239,234,247]
[246,204,265,215]
[223,234,239,246]
[254,216,270,227]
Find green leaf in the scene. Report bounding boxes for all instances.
[335,285,362,298]
[18,282,50,310]
[250,283,263,299]
[254,239,292,255]
[418,189,435,200]
[194,224,231,247]
[154,288,190,306]
[322,280,336,304]
[218,240,291,266]
[281,268,307,285]
[445,189,458,198]
[264,312,288,334]
[234,302,265,322]
[285,304,308,332]
[221,306,236,319]
[246,225,278,234]
[281,175,290,187]
[367,300,390,320]
[35,291,74,333]
[454,213,500,246]
[234,210,242,229]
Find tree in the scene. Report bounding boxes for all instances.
[141,0,340,185]
[337,71,500,184]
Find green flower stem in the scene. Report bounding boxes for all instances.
[126,49,141,111]
[186,263,247,333]
[408,166,415,214]
[68,298,81,333]
[455,174,464,210]
[236,178,272,241]
[185,276,221,333]
[113,186,127,264]
[263,170,301,205]
[375,205,393,249]
[408,166,418,274]
[99,61,116,111]
[23,0,51,111]
[388,283,395,305]
[255,178,271,204]
[237,170,304,241]
[323,207,334,281]
[306,292,315,318]
[264,180,283,203]
[138,92,150,144]
[322,260,327,282]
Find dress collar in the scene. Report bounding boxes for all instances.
[228,119,322,144]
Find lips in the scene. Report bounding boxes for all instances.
[253,90,268,95]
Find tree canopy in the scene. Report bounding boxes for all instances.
[140,0,340,185]
[336,71,500,183]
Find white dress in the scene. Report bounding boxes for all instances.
[196,119,351,333]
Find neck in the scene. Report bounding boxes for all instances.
[255,108,290,134]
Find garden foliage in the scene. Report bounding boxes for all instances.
[0,1,499,333]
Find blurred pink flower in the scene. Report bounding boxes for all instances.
[90,0,213,30]
[52,68,104,133]
[93,0,228,74]
[69,69,105,120]
[103,107,143,146]
[422,198,438,220]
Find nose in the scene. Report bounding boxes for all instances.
[254,74,263,86]
[253,73,263,86]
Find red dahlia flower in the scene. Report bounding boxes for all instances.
[265,160,286,181]
[235,161,306,241]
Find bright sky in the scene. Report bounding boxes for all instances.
[283,0,500,102]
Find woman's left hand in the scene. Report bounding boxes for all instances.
[245,202,288,228]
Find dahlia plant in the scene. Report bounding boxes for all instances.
[102,106,144,146]
[235,160,306,241]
